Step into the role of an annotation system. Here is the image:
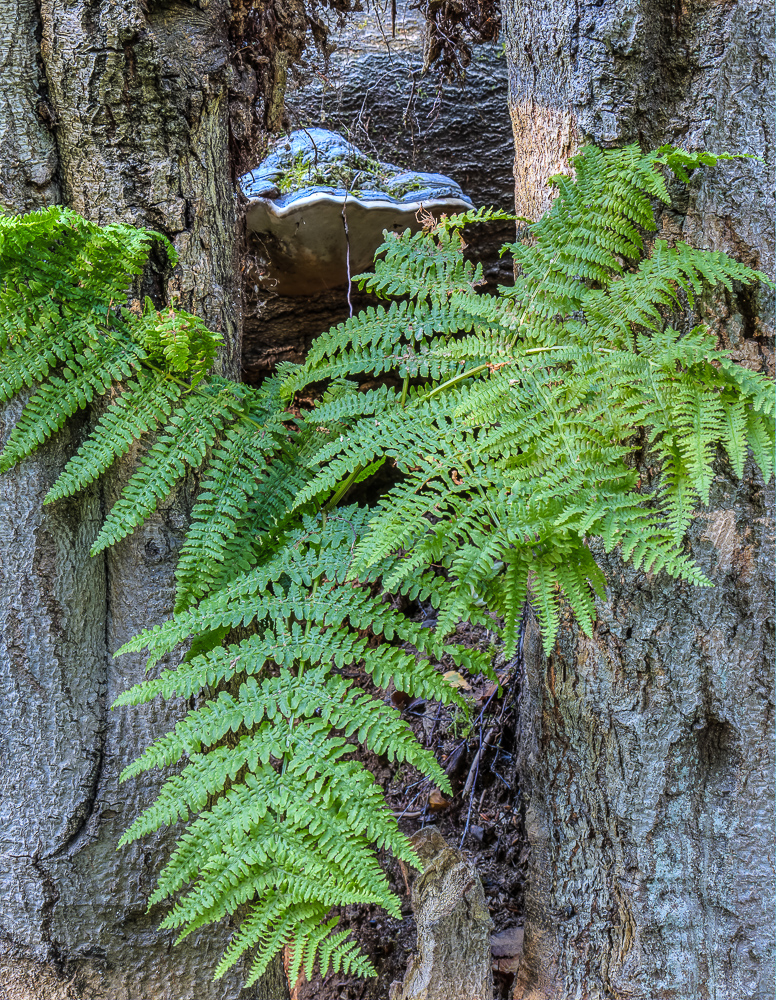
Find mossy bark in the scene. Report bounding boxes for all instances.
[503,1,774,997]
[0,1,286,997]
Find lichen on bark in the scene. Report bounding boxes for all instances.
[503,0,775,996]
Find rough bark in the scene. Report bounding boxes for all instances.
[0,3,107,997]
[503,1,775,997]
[0,1,286,996]
[515,474,774,1000]
[0,0,60,210]
[504,0,774,293]
[390,828,494,1000]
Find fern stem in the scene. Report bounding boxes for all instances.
[137,360,269,430]
[420,346,574,403]
[303,511,326,645]
[423,364,490,399]
[303,583,318,645]
[323,467,362,511]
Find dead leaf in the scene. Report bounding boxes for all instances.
[477,682,498,702]
[283,943,302,999]
[443,669,471,690]
[427,789,449,812]
[391,689,410,709]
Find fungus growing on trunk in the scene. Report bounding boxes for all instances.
[240,128,474,296]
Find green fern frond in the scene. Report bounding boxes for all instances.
[0,337,148,472]
[119,666,449,791]
[134,298,221,381]
[173,382,287,610]
[4,144,773,991]
[90,379,246,554]
[44,374,186,502]
[745,410,775,482]
[357,222,485,303]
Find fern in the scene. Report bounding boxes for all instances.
[89,378,247,555]
[1,145,773,990]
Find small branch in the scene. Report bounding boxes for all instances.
[460,727,482,849]
[462,723,499,801]
[426,701,443,747]
[400,374,410,408]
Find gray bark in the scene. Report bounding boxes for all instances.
[503,1,775,997]
[390,828,494,1000]
[0,0,60,210]
[285,0,514,212]
[0,1,286,996]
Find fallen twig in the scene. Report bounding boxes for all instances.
[460,726,483,848]
[462,723,499,800]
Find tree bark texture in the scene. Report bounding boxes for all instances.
[0,0,60,210]
[1,2,286,997]
[390,828,494,1000]
[503,1,774,997]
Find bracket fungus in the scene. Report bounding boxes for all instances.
[240,129,474,296]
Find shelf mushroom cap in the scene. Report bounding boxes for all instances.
[239,129,475,296]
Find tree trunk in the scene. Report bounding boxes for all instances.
[0,2,286,997]
[503,1,774,997]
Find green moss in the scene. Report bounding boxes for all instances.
[275,149,428,198]
[387,176,428,197]
[275,149,385,194]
